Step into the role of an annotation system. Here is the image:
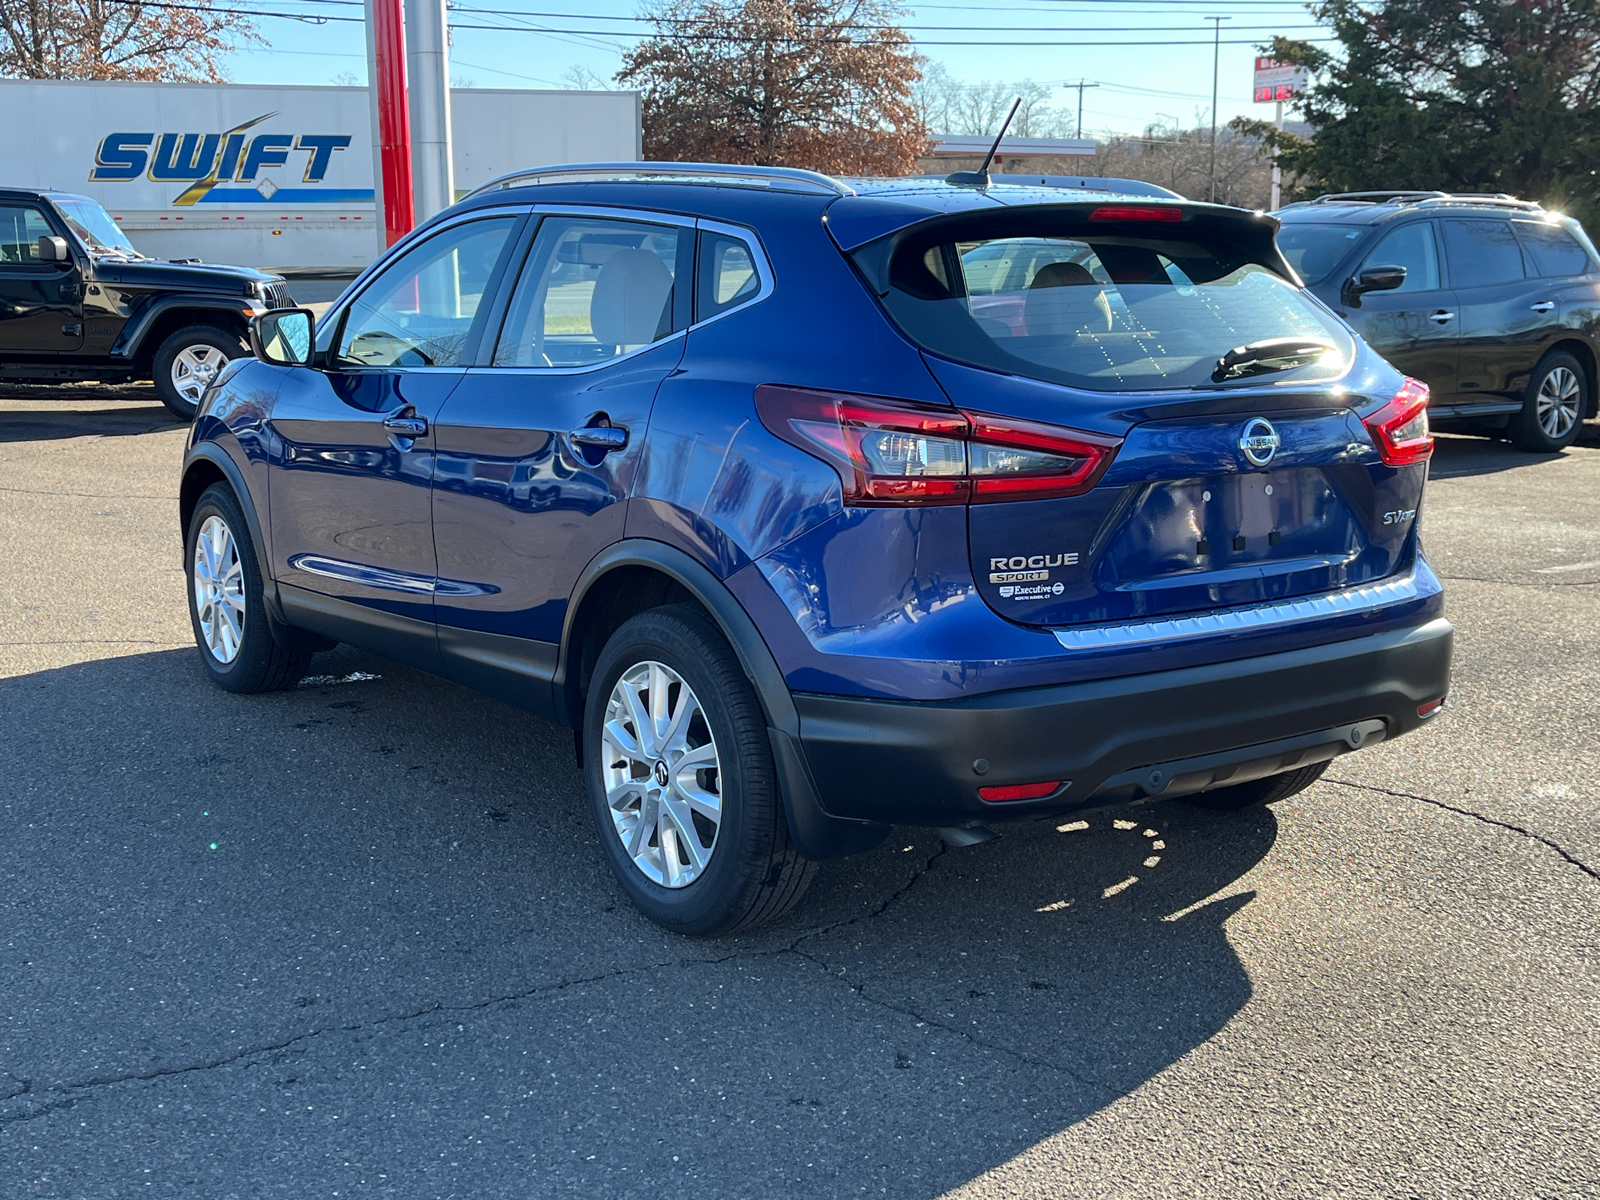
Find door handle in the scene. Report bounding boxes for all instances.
[382,415,428,437]
[1429,310,1455,324]
[1531,300,1556,313]
[569,425,629,452]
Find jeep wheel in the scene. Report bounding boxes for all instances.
[185,483,313,692]
[155,324,245,420]
[1181,760,1328,811]
[1511,351,1586,452]
[583,605,816,935]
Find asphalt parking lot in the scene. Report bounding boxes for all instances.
[2,392,1598,1198]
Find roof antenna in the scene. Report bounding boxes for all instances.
[946,96,1023,189]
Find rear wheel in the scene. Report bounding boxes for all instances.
[1181,760,1328,811]
[154,324,245,419]
[185,484,312,692]
[1511,351,1586,452]
[583,605,816,935]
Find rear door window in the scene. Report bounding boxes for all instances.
[1514,219,1594,277]
[1359,222,1441,291]
[1441,219,1526,286]
[873,221,1352,393]
[494,216,682,367]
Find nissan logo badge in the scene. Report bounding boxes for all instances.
[1238,417,1280,467]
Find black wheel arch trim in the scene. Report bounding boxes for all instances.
[557,538,889,860]
[113,296,261,360]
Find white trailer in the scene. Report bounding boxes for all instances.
[0,79,641,271]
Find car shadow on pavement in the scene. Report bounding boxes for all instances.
[1,643,1275,1197]
[0,398,181,444]
[1429,424,1600,478]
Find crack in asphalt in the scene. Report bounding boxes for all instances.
[1435,571,1600,589]
[1,839,974,1126]
[0,485,177,500]
[1325,777,1600,882]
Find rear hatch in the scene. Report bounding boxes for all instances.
[841,197,1429,628]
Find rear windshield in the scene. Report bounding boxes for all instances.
[872,222,1353,393]
[1275,221,1366,283]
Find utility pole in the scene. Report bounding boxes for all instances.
[1064,80,1099,140]
[1208,15,1228,203]
[1271,98,1283,209]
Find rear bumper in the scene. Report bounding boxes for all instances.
[794,617,1453,825]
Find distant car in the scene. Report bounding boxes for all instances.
[1275,191,1600,451]
[182,163,1451,935]
[0,187,293,417]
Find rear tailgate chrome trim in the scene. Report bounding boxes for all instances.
[1052,573,1420,650]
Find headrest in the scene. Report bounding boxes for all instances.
[1024,263,1113,335]
[1031,261,1098,288]
[590,249,673,348]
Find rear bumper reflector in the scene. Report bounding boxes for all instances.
[1051,572,1422,651]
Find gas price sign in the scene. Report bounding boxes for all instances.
[1253,56,1308,103]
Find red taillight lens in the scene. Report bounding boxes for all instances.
[979,780,1063,802]
[1364,377,1434,466]
[1089,204,1183,222]
[966,413,1120,503]
[756,386,1121,506]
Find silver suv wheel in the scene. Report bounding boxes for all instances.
[192,514,245,664]
[1537,364,1581,440]
[600,660,723,888]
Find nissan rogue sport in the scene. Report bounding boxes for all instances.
[179,164,1453,934]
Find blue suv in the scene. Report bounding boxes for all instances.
[181,163,1453,934]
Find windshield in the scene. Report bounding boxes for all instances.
[873,227,1353,393]
[53,197,144,258]
[1275,222,1366,284]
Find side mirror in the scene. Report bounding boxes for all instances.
[250,308,315,367]
[36,235,70,263]
[1342,264,1407,307]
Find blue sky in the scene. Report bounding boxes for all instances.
[220,0,1329,137]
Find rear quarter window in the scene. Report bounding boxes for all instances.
[1514,219,1595,277]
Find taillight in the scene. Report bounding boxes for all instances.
[755,386,1121,506]
[1089,204,1183,222]
[1364,377,1433,466]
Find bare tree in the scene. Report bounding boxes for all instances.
[1088,119,1274,206]
[562,64,607,90]
[617,0,930,175]
[0,0,255,80]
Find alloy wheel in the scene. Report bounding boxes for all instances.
[193,514,246,664]
[600,660,723,888]
[172,344,227,406]
[1537,365,1581,440]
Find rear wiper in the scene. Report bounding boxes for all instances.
[1213,337,1336,382]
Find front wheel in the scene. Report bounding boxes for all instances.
[185,484,313,692]
[583,605,816,935]
[154,324,245,420]
[1511,351,1586,452]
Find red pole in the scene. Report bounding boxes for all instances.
[372,0,414,247]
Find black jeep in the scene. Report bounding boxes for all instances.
[0,188,292,418]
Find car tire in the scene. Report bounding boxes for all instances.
[185,483,313,693]
[1511,351,1586,452]
[1180,760,1328,811]
[154,324,245,420]
[583,604,817,935]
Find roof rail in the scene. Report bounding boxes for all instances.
[1413,193,1543,211]
[1310,190,1448,205]
[463,162,856,200]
